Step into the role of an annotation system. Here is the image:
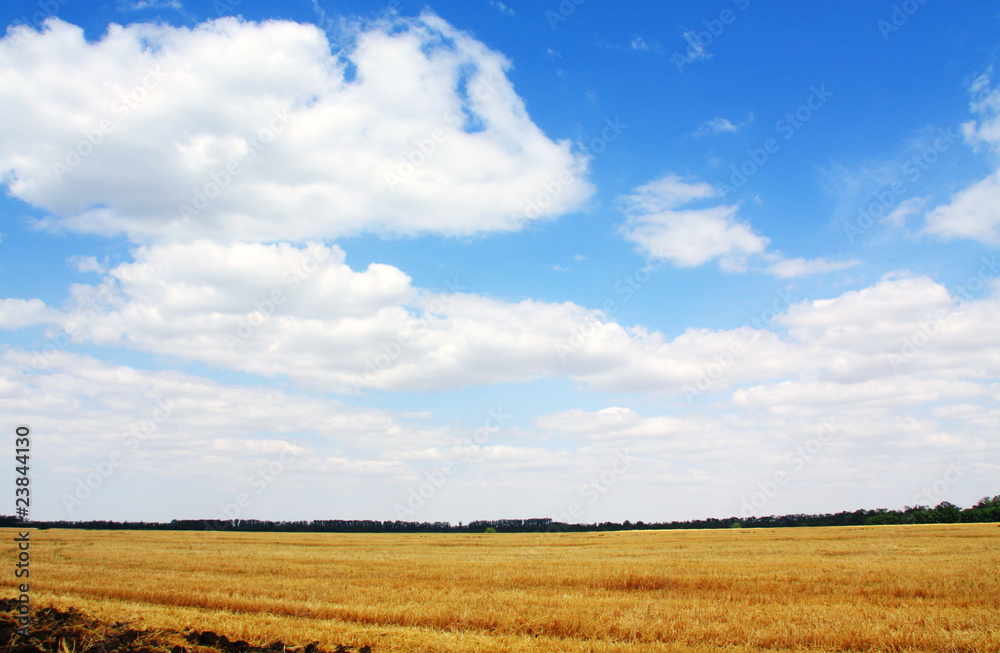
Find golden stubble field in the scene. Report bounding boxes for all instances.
[2,524,998,653]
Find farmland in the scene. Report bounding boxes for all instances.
[2,524,998,652]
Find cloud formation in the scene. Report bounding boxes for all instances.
[923,71,1000,243]
[618,174,859,275]
[4,239,997,402]
[0,13,591,243]
[692,115,752,138]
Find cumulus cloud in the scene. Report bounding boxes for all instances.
[535,406,644,436]
[924,170,1000,243]
[764,257,861,279]
[618,174,857,275]
[0,298,61,329]
[0,347,479,520]
[67,255,107,274]
[9,343,994,523]
[4,239,998,401]
[530,397,997,519]
[615,175,761,272]
[923,71,1000,243]
[692,115,752,138]
[0,14,591,243]
[622,203,768,270]
[5,268,1000,520]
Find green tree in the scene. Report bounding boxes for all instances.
[933,501,962,523]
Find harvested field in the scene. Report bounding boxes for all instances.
[2,524,999,652]
[0,598,369,653]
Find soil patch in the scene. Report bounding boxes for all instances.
[1,598,372,653]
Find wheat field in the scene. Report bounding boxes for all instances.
[2,524,998,652]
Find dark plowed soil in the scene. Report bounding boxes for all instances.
[0,598,373,653]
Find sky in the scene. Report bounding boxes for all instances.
[1,0,998,524]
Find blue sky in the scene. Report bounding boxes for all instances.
[1,0,999,523]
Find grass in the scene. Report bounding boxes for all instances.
[3,523,998,652]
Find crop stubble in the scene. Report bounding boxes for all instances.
[2,524,998,652]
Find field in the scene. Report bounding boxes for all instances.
[2,524,999,653]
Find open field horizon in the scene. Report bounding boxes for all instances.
[4,523,999,653]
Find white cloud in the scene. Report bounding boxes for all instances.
[0,347,476,519]
[6,240,998,404]
[630,36,650,51]
[923,170,1000,243]
[618,174,718,213]
[0,14,591,243]
[0,298,61,329]
[5,267,1000,520]
[489,1,515,16]
[681,30,712,63]
[619,174,861,275]
[884,196,928,229]
[623,204,768,270]
[962,68,1000,152]
[692,115,753,138]
[535,406,644,437]
[118,0,183,11]
[696,117,737,136]
[529,398,997,519]
[764,257,861,278]
[922,71,1000,243]
[68,255,107,274]
[776,272,955,349]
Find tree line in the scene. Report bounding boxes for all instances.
[1,496,997,533]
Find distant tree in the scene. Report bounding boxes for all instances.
[903,505,934,524]
[974,495,1000,509]
[933,501,962,523]
[865,510,902,526]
